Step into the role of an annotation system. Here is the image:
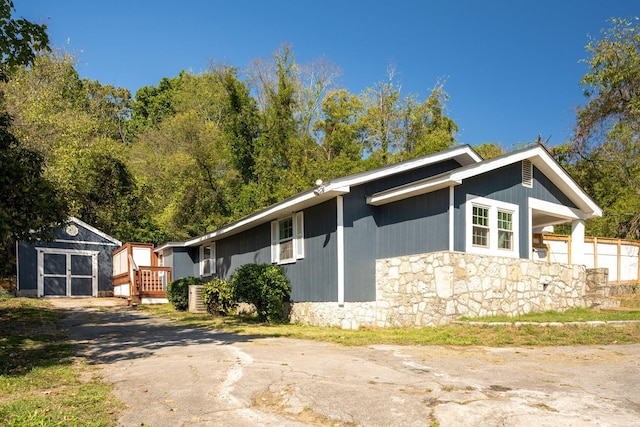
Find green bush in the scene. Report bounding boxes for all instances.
[166,277,204,311]
[230,264,291,323]
[202,277,235,316]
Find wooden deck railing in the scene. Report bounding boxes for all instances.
[135,266,171,296]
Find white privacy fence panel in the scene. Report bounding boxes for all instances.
[619,244,639,282]
[546,239,568,264]
[542,235,639,283]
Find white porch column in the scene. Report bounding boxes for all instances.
[571,219,585,265]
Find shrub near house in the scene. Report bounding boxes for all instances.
[230,264,291,323]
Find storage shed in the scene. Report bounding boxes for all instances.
[16,217,121,297]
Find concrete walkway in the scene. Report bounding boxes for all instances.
[56,301,640,427]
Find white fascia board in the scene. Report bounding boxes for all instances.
[367,176,461,206]
[69,217,122,246]
[328,145,480,190]
[154,242,186,253]
[449,145,603,218]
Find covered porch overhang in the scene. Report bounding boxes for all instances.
[528,198,595,265]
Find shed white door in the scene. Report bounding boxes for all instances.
[37,249,98,297]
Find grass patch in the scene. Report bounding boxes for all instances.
[139,303,640,347]
[459,307,640,323]
[619,293,640,309]
[0,297,122,426]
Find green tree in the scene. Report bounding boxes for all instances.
[562,18,640,238]
[250,45,320,205]
[215,65,260,184]
[473,142,504,160]
[0,112,67,276]
[128,75,181,136]
[2,51,165,243]
[0,0,49,78]
[0,0,66,277]
[395,83,458,160]
[313,89,367,179]
[358,68,402,163]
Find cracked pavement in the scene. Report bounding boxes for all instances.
[57,301,640,426]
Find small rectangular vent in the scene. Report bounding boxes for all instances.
[522,159,533,188]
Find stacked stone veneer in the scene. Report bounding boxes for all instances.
[289,251,587,329]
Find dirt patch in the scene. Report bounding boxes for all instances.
[47,298,129,309]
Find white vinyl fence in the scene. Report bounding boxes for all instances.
[535,235,640,284]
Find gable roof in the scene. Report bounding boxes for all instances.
[366,144,603,219]
[66,217,122,246]
[185,145,482,246]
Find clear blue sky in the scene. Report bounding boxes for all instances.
[17,0,639,149]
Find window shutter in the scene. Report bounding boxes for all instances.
[295,211,305,259]
[522,159,533,188]
[271,220,279,263]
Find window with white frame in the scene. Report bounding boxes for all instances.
[200,243,215,276]
[497,210,513,250]
[271,212,304,264]
[472,205,490,247]
[466,196,519,257]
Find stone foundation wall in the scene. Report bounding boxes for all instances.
[289,251,587,329]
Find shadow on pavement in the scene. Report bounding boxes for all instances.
[60,307,263,364]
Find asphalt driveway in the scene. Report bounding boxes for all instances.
[57,301,640,426]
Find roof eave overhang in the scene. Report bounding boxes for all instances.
[449,145,603,218]
[185,186,350,246]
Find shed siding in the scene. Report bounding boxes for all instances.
[17,220,117,295]
[17,242,37,291]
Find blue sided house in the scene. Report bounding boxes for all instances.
[149,144,602,327]
[17,217,121,298]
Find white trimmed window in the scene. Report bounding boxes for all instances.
[200,243,215,276]
[271,212,304,264]
[466,196,519,257]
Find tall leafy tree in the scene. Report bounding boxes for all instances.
[131,70,250,238]
[0,0,66,277]
[128,74,181,136]
[2,51,164,243]
[0,0,49,78]
[313,89,366,178]
[358,68,402,163]
[396,83,458,160]
[558,18,640,238]
[250,45,320,205]
[0,112,67,276]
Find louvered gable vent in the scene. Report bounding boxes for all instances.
[522,159,533,188]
